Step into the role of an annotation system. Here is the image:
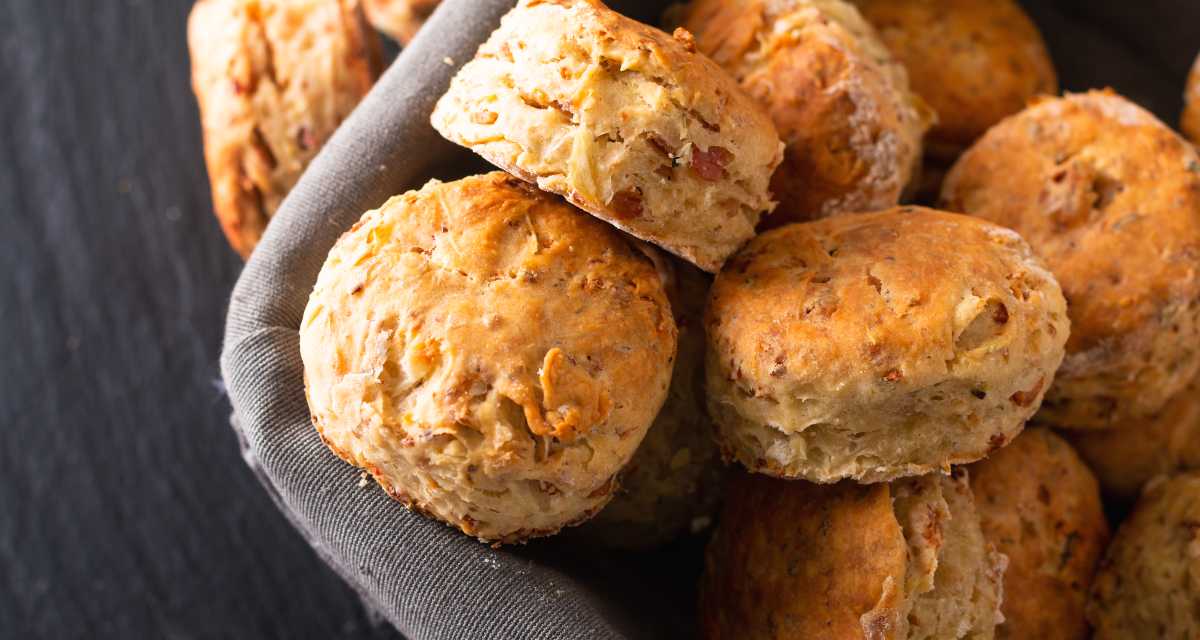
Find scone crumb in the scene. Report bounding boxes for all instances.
[442,56,455,66]
[358,472,370,488]
[671,27,696,53]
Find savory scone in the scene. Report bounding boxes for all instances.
[576,261,724,549]
[852,0,1057,160]
[431,0,784,273]
[700,469,1005,639]
[1087,472,1200,639]
[969,428,1110,640]
[941,90,1200,428]
[1066,378,1200,500]
[706,207,1069,483]
[299,173,678,544]
[676,0,931,226]
[1183,52,1200,145]
[189,0,380,258]
[362,0,440,44]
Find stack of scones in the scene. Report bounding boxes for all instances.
[283,1,1200,637]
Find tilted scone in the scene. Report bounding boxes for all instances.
[700,470,1005,639]
[677,0,931,226]
[1066,378,1200,500]
[299,173,677,544]
[577,261,723,549]
[852,0,1057,161]
[1184,52,1200,145]
[431,0,784,273]
[362,0,440,44]
[969,429,1110,640]
[189,0,380,258]
[706,207,1069,483]
[1088,472,1200,639]
[941,90,1200,428]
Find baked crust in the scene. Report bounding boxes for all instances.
[1088,472,1200,639]
[1183,52,1200,145]
[363,0,441,44]
[188,0,380,258]
[432,0,784,273]
[941,90,1200,428]
[853,0,1057,159]
[678,0,931,226]
[705,207,1068,482]
[969,428,1110,639]
[299,173,677,543]
[700,470,1004,639]
[1067,378,1200,500]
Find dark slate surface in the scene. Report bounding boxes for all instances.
[0,1,399,638]
[0,0,1196,638]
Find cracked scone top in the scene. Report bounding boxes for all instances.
[676,0,932,226]
[1087,472,1200,639]
[188,0,380,258]
[431,0,784,273]
[700,470,1005,640]
[705,207,1069,483]
[299,173,677,544]
[941,90,1200,428]
[969,429,1109,640]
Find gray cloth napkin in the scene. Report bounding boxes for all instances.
[219,0,1197,638]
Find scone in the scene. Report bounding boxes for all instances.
[700,470,1005,639]
[188,0,381,258]
[852,0,1057,160]
[705,207,1069,483]
[299,173,677,544]
[969,428,1110,640]
[676,0,931,226]
[941,90,1200,428]
[577,262,723,549]
[1066,378,1200,500]
[1184,52,1200,145]
[362,0,440,44]
[1087,472,1200,639]
[431,0,784,273]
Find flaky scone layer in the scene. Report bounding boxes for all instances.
[432,0,783,273]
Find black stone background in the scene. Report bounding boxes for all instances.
[0,1,1195,638]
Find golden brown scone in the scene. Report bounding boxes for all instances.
[299,173,677,544]
[1183,52,1200,145]
[188,0,380,258]
[431,0,784,273]
[677,0,932,226]
[705,207,1069,483]
[852,0,1057,160]
[700,469,1005,639]
[941,90,1200,429]
[576,261,724,549]
[1087,472,1200,639]
[1066,378,1200,500]
[362,0,440,44]
[969,428,1110,640]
